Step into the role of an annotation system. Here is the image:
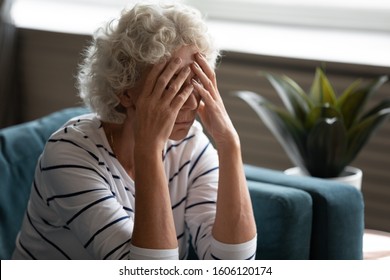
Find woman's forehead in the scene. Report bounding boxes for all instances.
[172,45,198,65]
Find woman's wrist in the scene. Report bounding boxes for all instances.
[134,137,165,154]
[215,130,241,152]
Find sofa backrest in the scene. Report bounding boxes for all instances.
[0,107,89,259]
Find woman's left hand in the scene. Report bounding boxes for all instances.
[191,53,238,147]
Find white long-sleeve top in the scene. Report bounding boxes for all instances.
[12,114,257,260]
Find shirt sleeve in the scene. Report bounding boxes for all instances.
[40,131,134,259]
[129,244,179,260]
[184,130,257,260]
[210,235,257,260]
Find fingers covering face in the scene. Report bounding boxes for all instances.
[141,56,195,110]
[150,57,183,97]
[191,53,217,103]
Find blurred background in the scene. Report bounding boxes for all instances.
[1,0,390,232]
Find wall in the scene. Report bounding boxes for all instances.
[0,0,19,127]
[16,28,90,121]
[15,27,390,232]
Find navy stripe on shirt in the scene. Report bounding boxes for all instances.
[246,252,256,260]
[41,164,111,186]
[18,239,37,260]
[26,211,71,259]
[172,196,187,210]
[177,232,185,240]
[189,142,210,176]
[33,180,43,201]
[48,138,100,162]
[119,250,130,260]
[84,215,130,248]
[96,144,116,158]
[193,227,208,256]
[123,206,134,213]
[48,136,120,179]
[192,166,219,184]
[103,238,131,260]
[163,134,195,160]
[185,200,216,210]
[66,195,115,225]
[169,160,191,183]
[193,226,201,254]
[49,138,121,180]
[46,188,107,206]
[41,217,65,229]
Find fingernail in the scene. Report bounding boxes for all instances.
[192,78,199,85]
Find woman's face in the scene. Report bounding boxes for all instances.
[168,45,202,140]
[129,45,203,141]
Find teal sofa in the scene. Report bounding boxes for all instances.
[0,107,364,259]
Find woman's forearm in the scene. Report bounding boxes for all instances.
[212,136,257,244]
[131,146,178,249]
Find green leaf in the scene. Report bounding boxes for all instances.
[233,70,388,180]
[345,107,390,165]
[337,75,388,129]
[264,73,312,124]
[234,91,307,171]
[309,68,337,106]
[360,99,390,120]
[305,104,343,130]
[306,118,347,178]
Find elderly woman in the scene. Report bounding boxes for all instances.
[12,2,257,260]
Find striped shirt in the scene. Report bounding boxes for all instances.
[12,114,256,260]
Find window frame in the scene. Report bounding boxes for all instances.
[184,0,390,32]
[14,0,390,32]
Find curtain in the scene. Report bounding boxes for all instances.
[0,0,20,127]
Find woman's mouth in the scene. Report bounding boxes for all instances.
[175,119,193,126]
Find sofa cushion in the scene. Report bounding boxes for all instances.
[187,180,313,260]
[247,180,312,259]
[0,107,89,259]
[245,164,364,259]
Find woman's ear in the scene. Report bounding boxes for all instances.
[118,90,135,108]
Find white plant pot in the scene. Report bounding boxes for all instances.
[284,166,363,191]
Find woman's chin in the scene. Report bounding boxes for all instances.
[169,122,193,140]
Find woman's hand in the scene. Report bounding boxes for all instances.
[191,54,257,245]
[191,53,239,148]
[134,57,193,151]
[131,58,194,251]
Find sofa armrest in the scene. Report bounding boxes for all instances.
[248,180,312,259]
[0,107,89,259]
[245,164,364,260]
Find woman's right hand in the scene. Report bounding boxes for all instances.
[131,58,193,251]
[133,57,193,151]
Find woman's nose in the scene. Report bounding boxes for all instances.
[181,91,199,110]
[180,71,199,110]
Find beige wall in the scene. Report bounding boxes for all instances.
[16,28,90,121]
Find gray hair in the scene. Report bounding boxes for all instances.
[77,2,219,123]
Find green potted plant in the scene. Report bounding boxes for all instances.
[235,67,390,188]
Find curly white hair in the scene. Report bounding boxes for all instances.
[77,2,219,123]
